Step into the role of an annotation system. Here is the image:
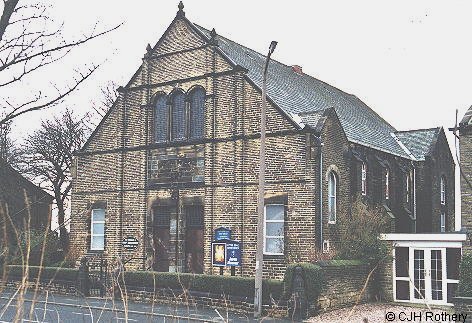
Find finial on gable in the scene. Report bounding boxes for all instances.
[143,43,153,59]
[177,1,185,17]
[210,28,218,45]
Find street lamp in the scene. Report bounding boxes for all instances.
[254,40,277,318]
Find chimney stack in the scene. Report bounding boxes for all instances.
[291,65,303,74]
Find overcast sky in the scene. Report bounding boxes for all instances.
[5,0,471,229]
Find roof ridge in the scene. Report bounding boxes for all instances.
[390,133,417,161]
[395,127,440,134]
[193,23,291,68]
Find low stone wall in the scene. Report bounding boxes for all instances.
[316,260,374,312]
[454,297,472,323]
[1,278,288,318]
[2,279,77,295]
[125,286,288,317]
[1,261,377,318]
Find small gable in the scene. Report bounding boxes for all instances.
[153,18,206,56]
[394,128,440,161]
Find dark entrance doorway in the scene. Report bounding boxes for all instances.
[184,205,204,274]
[152,206,173,272]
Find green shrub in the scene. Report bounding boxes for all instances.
[5,265,78,282]
[283,263,323,303]
[459,254,472,297]
[336,197,389,262]
[319,259,365,267]
[2,265,284,303]
[123,271,283,303]
[9,230,61,266]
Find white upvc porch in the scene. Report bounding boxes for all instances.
[381,233,467,306]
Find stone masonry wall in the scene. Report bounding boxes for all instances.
[70,13,316,280]
[461,126,472,250]
[316,261,375,313]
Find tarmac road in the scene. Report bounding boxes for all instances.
[0,289,288,322]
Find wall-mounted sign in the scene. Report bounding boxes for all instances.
[212,242,226,267]
[122,236,139,251]
[214,227,231,241]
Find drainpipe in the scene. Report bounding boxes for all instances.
[413,165,417,232]
[314,135,324,248]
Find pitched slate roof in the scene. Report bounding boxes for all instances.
[0,159,54,201]
[461,105,472,126]
[394,128,440,161]
[193,23,411,158]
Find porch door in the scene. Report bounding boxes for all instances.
[152,206,172,272]
[184,205,204,274]
[410,248,446,304]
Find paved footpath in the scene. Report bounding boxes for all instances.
[0,289,289,323]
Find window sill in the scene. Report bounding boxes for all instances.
[263,254,284,259]
[147,181,205,189]
[87,249,105,254]
[328,221,336,225]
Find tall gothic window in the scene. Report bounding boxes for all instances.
[170,90,186,141]
[154,95,168,143]
[328,171,337,223]
[361,162,367,196]
[189,88,205,139]
[153,88,205,143]
[440,176,446,205]
[385,168,390,200]
[405,170,414,210]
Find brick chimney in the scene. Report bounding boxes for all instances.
[291,65,303,74]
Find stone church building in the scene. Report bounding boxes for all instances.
[70,3,455,278]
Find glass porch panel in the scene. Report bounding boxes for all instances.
[431,249,443,301]
[414,249,425,299]
[395,247,409,277]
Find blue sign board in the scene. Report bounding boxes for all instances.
[214,227,231,241]
[211,239,241,267]
[225,240,241,267]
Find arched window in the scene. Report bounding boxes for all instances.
[405,172,410,204]
[189,88,205,139]
[440,211,446,232]
[361,162,367,196]
[154,94,168,143]
[440,176,446,205]
[385,168,390,200]
[328,171,337,223]
[405,170,414,209]
[170,90,186,141]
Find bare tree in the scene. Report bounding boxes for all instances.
[0,116,21,166]
[91,80,118,118]
[0,0,120,126]
[21,109,88,250]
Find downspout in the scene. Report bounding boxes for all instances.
[118,86,127,260]
[143,47,151,270]
[315,135,324,249]
[413,165,417,232]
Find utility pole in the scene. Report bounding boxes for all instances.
[254,40,277,318]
